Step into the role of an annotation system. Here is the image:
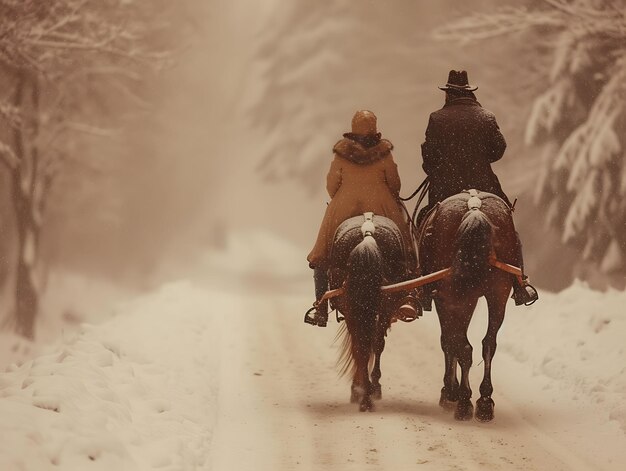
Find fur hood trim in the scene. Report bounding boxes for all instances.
[332,138,393,164]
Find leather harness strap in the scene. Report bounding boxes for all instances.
[361,212,375,237]
[467,189,482,211]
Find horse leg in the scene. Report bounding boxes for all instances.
[350,381,361,403]
[370,316,389,401]
[354,346,373,412]
[437,301,461,409]
[454,336,474,421]
[350,366,370,407]
[451,299,478,421]
[438,334,459,410]
[347,317,374,411]
[346,317,364,404]
[476,284,508,422]
[436,299,468,411]
[371,349,383,401]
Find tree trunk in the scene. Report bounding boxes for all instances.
[14,229,39,339]
[11,72,41,339]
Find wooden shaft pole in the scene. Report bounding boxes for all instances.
[315,258,521,305]
[381,268,452,294]
[488,257,523,277]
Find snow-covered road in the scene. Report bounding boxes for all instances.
[212,289,626,471]
[1,275,625,470]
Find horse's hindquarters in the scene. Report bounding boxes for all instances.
[426,192,516,422]
[329,213,407,412]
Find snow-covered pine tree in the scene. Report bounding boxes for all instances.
[435,0,626,277]
[254,2,480,194]
[253,1,545,196]
[252,0,385,194]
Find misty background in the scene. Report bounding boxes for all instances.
[1,0,624,339]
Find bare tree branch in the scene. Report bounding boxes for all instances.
[23,39,161,63]
[0,139,20,169]
[0,0,186,337]
[433,8,562,42]
[63,121,117,137]
[0,100,22,128]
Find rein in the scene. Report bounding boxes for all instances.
[398,177,430,238]
[411,179,430,229]
[399,177,430,202]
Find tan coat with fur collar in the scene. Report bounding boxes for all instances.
[307,138,414,268]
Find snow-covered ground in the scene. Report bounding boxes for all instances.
[1,231,625,470]
[0,270,136,371]
[0,282,221,470]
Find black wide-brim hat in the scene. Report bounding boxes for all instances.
[439,70,478,92]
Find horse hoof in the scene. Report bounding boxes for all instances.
[475,397,495,422]
[439,387,458,410]
[439,398,457,411]
[371,384,382,401]
[454,400,474,421]
[351,386,364,404]
[359,397,374,412]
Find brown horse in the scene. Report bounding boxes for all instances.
[329,212,414,412]
[419,190,517,422]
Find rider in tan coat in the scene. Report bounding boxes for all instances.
[306,110,417,326]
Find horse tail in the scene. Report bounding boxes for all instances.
[337,226,383,378]
[452,208,493,292]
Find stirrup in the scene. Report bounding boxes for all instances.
[392,295,423,323]
[512,282,538,306]
[395,304,420,323]
[304,306,328,327]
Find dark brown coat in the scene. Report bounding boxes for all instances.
[421,96,511,206]
[308,138,413,268]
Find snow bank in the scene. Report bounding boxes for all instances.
[40,269,136,327]
[1,269,136,371]
[0,281,225,471]
[499,280,626,433]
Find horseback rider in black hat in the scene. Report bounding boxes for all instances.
[418,70,538,306]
